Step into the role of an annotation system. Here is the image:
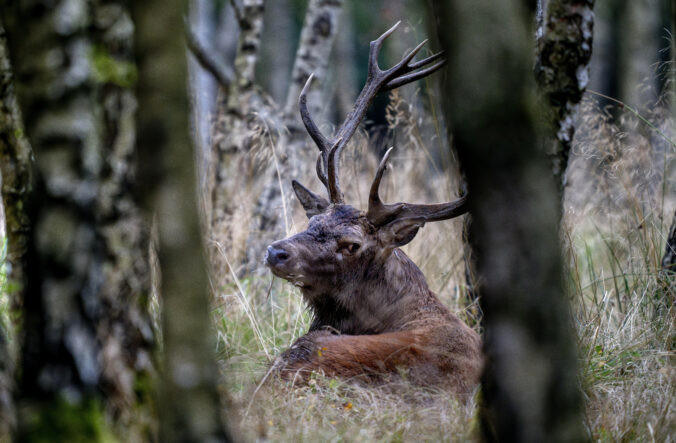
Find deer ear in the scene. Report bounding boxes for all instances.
[378,220,424,249]
[292,180,330,218]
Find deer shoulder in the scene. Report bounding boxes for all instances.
[265,22,482,395]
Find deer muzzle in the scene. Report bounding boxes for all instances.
[265,244,290,267]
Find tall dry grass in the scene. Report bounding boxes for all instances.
[0,84,672,441]
[206,81,675,440]
[564,96,675,441]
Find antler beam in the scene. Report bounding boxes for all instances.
[366,148,468,227]
[299,21,446,204]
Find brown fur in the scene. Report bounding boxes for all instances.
[266,205,482,395]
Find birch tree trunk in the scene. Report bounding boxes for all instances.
[0,23,28,437]
[247,0,343,270]
[433,1,586,440]
[5,1,156,439]
[0,318,13,440]
[535,0,595,192]
[0,22,31,314]
[130,0,232,440]
[208,0,271,280]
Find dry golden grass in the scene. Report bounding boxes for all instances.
[564,96,676,442]
[208,87,675,441]
[0,87,673,441]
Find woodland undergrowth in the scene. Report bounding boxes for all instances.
[207,89,675,441]
[0,89,674,441]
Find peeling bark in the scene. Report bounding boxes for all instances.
[206,0,343,279]
[433,0,586,440]
[535,0,595,191]
[208,0,273,280]
[5,1,155,439]
[131,0,232,440]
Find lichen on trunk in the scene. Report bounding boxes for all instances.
[0,22,32,314]
[434,0,586,440]
[4,1,156,439]
[535,0,595,191]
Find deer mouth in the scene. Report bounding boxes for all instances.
[265,245,307,286]
[267,266,308,288]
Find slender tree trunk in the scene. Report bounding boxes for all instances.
[0,22,31,314]
[208,0,271,280]
[130,0,232,440]
[247,0,343,270]
[333,3,358,120]
[433,1,586,441]
[0,22,28,437]
[618,0,661,110]
[189,0,221,202]
[5,1,156,439]
[0,320,13,440]
[535,0,595,192]
[260,0,294,104]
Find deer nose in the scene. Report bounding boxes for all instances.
[266,245,290,266]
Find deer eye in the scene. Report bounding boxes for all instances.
[340,242,361,255]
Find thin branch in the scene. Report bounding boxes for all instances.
[228,0,245,27]
[185,24,233,88]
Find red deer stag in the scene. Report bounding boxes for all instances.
[265,22,482,395]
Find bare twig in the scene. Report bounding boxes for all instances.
[228,0,244,27]
[185,24,233,88]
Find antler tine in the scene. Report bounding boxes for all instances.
[387,38,429,74]
[383,59,447,92]
[368,146,394,212]
[299,74,331,154]
[297,23,448,205]
[315,154,328,187]
[326,137,344,203]
[408,50,445,70]
[366,148,469,227]
[368,21,401,75]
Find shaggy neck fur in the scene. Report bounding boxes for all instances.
[302,247,445,335]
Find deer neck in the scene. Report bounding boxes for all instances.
[303,248,435,334]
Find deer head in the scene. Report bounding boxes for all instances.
[265,22,467,334]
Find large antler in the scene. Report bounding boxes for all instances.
[366,148,468,227]
[299,21,446,204]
